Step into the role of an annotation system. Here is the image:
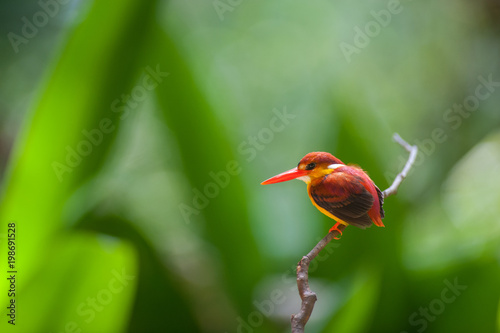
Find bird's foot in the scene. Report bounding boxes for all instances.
[329,222,343,240]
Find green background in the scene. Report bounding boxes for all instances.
[1,0,499,332]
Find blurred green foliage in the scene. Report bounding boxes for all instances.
[1,0,500,332]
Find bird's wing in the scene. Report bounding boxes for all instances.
[309,173,374,229]
[375,185,385,219]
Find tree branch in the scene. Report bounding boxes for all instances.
[291,224,347,333]
[291,133,418,333]
[382,133,418,198]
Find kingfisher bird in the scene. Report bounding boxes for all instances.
[261,152,384,236]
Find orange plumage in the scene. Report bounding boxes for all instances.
[261,152,384,232]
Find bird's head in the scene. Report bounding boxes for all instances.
[261,152,345,185]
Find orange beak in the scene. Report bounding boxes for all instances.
[261,167,308,185]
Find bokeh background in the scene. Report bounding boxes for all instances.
[1,0,500,332]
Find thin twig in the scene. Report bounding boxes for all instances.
[291,133,417,333]
[382,133,418,198]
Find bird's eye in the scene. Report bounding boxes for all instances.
[305,162,316,170]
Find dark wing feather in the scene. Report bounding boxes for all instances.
[375,185,385,218]
[310,173,374,229]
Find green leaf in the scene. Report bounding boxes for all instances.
[0,0,162,331]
